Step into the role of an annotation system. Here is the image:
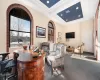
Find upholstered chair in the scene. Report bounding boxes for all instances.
[74,43,85,56]
[47,43,66,74]
[40,42,49,56]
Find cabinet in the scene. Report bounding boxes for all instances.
[18,54,45,80]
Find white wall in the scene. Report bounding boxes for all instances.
[81,19,94,53]
[63,19,94,53]
[0,0,64,52]
[63,23,81,47]
[0,0,94,53]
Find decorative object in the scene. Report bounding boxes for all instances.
[36,26,46,38]
[57,32,62,43]
[58,32,62,37]
[22,41,30,50]
[23,45,27,50]
[32,52,39,58]
[29,45,34,50]
[57,37,62,43]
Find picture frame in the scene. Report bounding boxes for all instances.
[58,32,62,37]
[36,26,46,38]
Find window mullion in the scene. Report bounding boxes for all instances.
[10,30,30,33]
[18,18,19,43]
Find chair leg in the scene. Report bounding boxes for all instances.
[80,53,81,57]
[62,65,64,70]
[50,61,53,75]
[51,67,54,75]
[4,74,6,80]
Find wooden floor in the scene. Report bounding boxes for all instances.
[1,53,100,80]
[45,53,100,80]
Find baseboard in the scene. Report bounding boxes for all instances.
[83,51,94,55]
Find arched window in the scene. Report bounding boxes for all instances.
[48,21,55,42]
[7,4,33,51]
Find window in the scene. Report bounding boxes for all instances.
[48,22,55,42]
[8,7,32,47]
[10,15,31,47]
[7,4,33,51]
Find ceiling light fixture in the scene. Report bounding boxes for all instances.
[76,7,79,10]
[66,10,70,13]
[47,0,49,4]
[78,15,81,17]
[66,19,68,21]
[61,14,63,16]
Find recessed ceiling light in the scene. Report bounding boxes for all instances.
[61,14,63,16]
[78,15,81,17]
[66,10,70,13]
[66,19,68,21]
[47,0,50,4]
[76,7,79,10]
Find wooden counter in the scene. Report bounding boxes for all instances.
[18,53,45,80]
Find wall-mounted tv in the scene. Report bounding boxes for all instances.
[65,32,75,39]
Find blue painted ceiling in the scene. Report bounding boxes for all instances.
[57,2,83,22]
[40,0,60,8]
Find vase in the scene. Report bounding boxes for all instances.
[23,45,27,50]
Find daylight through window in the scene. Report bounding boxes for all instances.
[10,15,31,47]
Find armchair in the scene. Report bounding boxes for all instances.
[47,43,66,74]
[74,43,84,56]
[40,42,49,56]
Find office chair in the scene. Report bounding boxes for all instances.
[0,52,19,80]
[0,53,10,61]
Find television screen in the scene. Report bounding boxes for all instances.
[66,32,75,38]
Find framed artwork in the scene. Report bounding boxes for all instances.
[36,26,46,38]
[58,32,62,37]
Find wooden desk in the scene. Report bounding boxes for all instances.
[18,53,45,80]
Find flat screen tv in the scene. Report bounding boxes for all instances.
[66,32,75,38]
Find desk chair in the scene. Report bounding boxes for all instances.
[0,53,19,80]
[0,53,10,61]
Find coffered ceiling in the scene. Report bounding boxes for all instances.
[18,0,99,25]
